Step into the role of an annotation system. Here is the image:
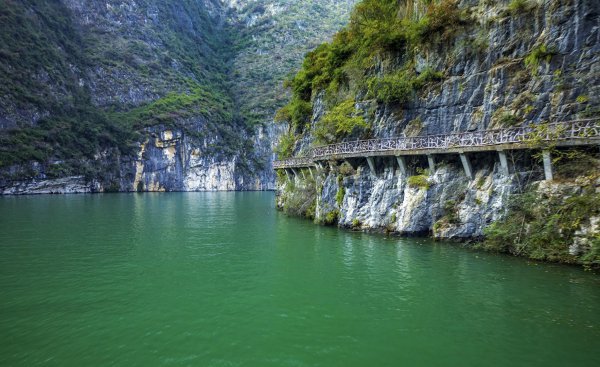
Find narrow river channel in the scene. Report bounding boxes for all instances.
[1,192,598,366]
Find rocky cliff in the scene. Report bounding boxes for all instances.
[276,0,600,266]
[0,0,356,193]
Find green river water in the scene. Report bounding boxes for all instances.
[0,192,599,366]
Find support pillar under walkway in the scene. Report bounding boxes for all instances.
[497,150,510,176]
[542,150,553,181]
[396,156,408,176]
[427,155,435,172]
[366,157,376,175]
[459,153,474,180]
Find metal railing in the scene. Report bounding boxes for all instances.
[274,119,600,169]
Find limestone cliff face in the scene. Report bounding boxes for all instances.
[277,0,600,243]
[1,121,277,194]
[129,124,277,192]
[382,0,600,136]
[277,152,525,239]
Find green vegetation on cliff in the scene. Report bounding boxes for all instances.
[483,185,600,267]
[483,152,600,268]
[0,0,84,113]
[277,170,317,220]
[315,99,368,144]
[0,107,140,178]
[226,0,357,126]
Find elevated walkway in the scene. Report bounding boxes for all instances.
[274,119,600,180]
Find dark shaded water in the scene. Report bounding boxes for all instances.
[0,192,599,366]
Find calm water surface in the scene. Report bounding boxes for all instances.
[1,192,599,366]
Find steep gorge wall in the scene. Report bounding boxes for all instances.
[276,0,600,265]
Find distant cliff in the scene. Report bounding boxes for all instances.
[276,0,600,266]
[0,0,356,193]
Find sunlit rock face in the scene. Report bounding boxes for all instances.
[312,162,519,239]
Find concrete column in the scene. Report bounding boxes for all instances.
[396,156,408,176]
[497,150,509,176]
[308,167,314,178]
[366,157,376,175]
[542,150,553,181]
[301,169,306,180]
[427,155,435,173]
[291,168,299,178]
[284,169,291,182]
[459,153,474,180]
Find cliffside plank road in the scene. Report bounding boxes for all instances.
[274,119,600,181]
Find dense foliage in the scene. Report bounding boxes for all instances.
[483,153,600,268]
[483,187,600,267]
[315,100,368,144]
[278,170,317,220]
[2,1,93,108]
